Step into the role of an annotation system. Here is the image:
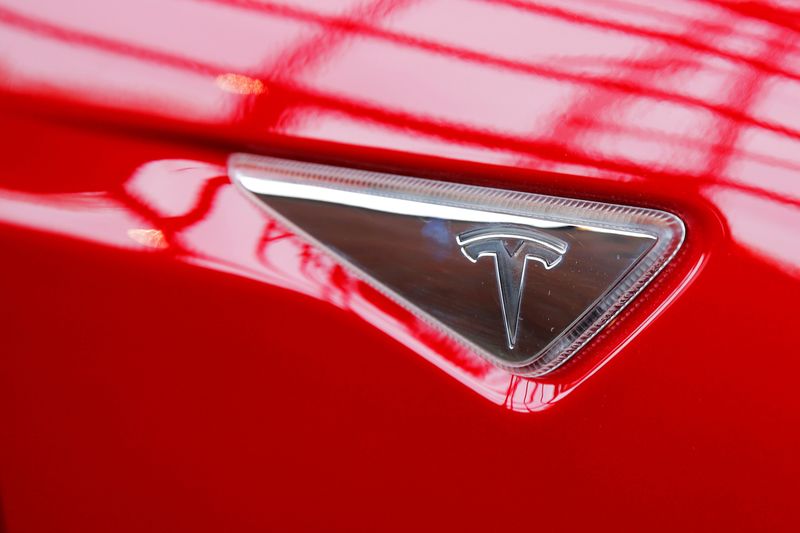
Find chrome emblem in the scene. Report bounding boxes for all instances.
[229,154,685,376]
[457,226,567,349]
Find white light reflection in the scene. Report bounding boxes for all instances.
[239,177,569,229]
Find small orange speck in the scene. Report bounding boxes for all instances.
[215,73,266,95]
[127,229,168,249]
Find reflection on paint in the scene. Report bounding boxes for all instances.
[127,228,168,249]
[215,73,267,95]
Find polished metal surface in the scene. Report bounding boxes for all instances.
[229,154,685,376]
[457,226,568,350]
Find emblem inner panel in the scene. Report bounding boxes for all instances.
[229,154,684,376]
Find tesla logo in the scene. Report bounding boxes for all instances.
[457,226,568,349]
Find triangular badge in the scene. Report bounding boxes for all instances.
[229,154,684,376]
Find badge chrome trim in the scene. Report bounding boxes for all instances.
[229,154,685,377]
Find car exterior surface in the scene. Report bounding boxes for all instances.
[1,1,799,531]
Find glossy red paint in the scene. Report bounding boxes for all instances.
[1,0,799,531]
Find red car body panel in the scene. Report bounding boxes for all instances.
[1,0,799,531]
